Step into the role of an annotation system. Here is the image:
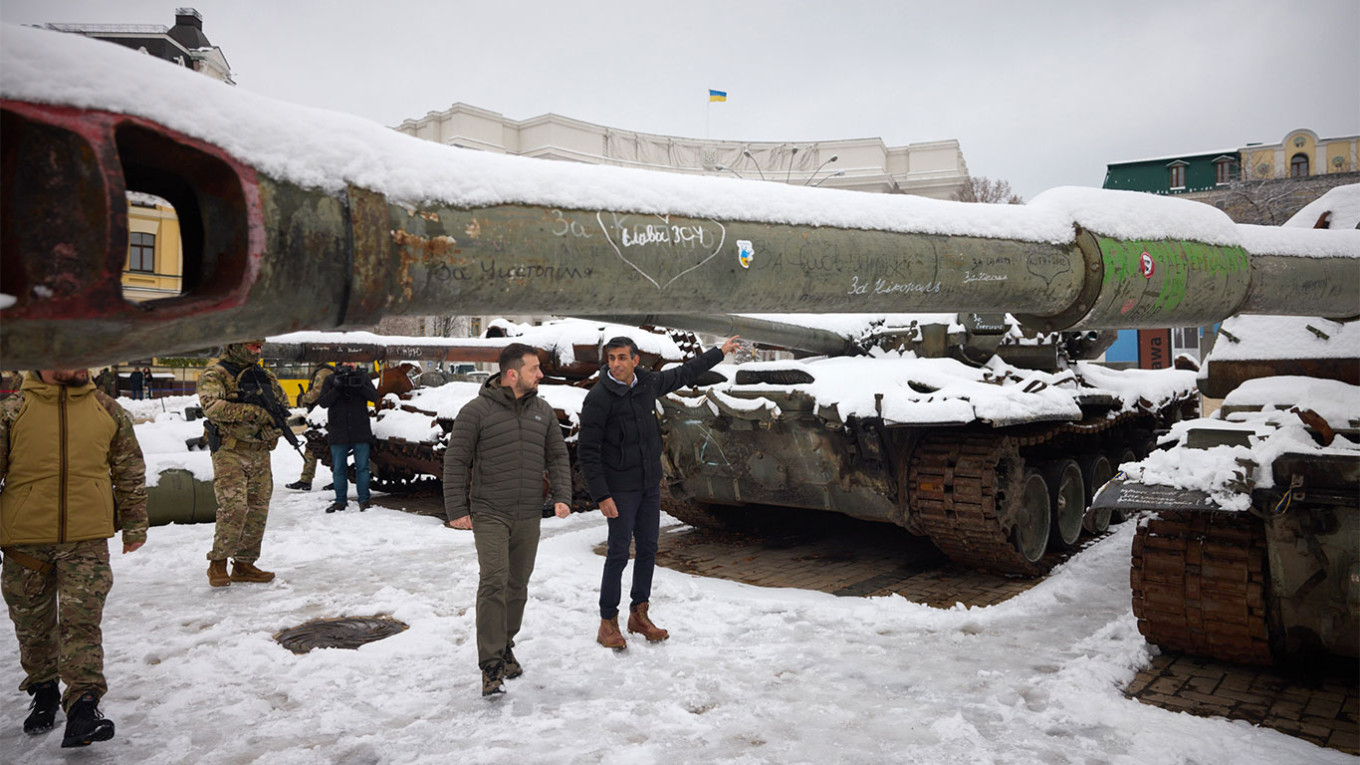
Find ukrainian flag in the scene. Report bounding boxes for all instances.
[708,89,727,102]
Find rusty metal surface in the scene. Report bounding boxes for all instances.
[1130,510,1274,666]
[1201,358,1360,398]
[1262,495,1359,661]
[6,101,1357,368]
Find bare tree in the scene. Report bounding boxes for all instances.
[952,176,1024,204]
[1217,176,1323,226]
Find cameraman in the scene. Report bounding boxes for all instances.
[317,362,380,513]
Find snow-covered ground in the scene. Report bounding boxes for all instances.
[1,412,1350,764]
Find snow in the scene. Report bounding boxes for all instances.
[1207,315,1360,361]
[1238,222,1360,258]
[0,413,1347,763]
[370,380,592,445]
[6,23,1356,257]
[1285,183,1360,230]
[1117,377,1360,510]
[681,353,1197,428]
[269,319,690,363]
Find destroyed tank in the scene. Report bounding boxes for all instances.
[2,86,1357,586]
[1093,186,1360,666]
[599,312,1197,576]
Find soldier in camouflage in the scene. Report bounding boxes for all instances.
[286,364,335,491]
[1,368,148,748]
[198,339,288,588]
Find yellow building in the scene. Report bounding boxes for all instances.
[121,192,183,302]
[1241,128,1358,181]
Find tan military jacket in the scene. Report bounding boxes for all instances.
[0,373,149,545]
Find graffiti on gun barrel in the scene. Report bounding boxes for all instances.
[597,211,727,290]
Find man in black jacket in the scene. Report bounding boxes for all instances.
[579,334,737,649]
[442,343,571,696]
[317,363,379,513]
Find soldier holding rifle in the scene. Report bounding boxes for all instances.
[197,340,292,588]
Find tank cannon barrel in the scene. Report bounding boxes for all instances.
[2,98,1357,369]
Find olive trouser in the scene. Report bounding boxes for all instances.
[470,512,541,670]
[2,539,112,710]
[208,446,274,563]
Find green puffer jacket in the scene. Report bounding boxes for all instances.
[442,375,571,522]
[0,373,149,546]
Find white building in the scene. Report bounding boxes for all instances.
[395,102,969,199]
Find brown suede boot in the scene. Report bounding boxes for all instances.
[207,560,231,588]
[597,618,627,649]
[230,561,275,583]
[627,602,669,642]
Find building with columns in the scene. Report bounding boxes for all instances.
[395,102,970,199]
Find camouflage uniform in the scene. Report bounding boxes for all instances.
[1,371,148,710]
[198,343,287,566]
[295,365,334,484]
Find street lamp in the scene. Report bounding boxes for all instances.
[810,170,845,188]
[715,165,745,180]
[742,149,767,181]
[785,146,800,184]
[804,155,839,185]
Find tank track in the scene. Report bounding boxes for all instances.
[1130,509,1272,665]
[907,432,1045,577]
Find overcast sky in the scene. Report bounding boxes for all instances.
[3,0,1356,200]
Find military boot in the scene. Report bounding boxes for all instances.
[481,662,506,697]
[627,602,670,642]
[23,680,60,734]
[230,561,275,583]
[60,692,114,748]
[207,559,231,587]
[285,480,311,491]
[503,648,523,679]
[597,617,627,649]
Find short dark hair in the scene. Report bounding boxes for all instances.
[499,343,537,373]
[604,336,639,358]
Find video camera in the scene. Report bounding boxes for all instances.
[336,367,367,388]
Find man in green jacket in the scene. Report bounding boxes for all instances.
[443,343,571,697]
[1,369,148,749]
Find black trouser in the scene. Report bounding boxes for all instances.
[598,484,661,620]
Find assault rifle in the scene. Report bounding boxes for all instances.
[232,366,305,457]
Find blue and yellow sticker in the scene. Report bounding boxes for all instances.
[737,240,754,269]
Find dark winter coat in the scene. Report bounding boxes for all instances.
[317,369,379,445]
[442,375,571,522]
[578,347,724,501]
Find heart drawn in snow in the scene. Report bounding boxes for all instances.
[596,212,727,290]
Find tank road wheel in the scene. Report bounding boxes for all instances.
[1077,453,1113,534]
[1043,459,1085,550]
[908,433,1051,576]
[1011,470,1052,563]
[1130,509,1272,665]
